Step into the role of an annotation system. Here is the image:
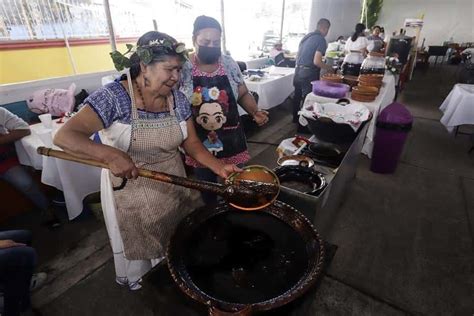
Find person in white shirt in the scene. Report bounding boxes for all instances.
[344,23,369,55]
[0,107,60,228]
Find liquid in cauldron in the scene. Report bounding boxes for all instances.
[183,211,309,304]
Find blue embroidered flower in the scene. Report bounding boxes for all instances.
[201,87,210,102]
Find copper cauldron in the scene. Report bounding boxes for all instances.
[167,201,325,315]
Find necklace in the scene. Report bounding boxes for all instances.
[134,81,147,110]
[134,81,167,112]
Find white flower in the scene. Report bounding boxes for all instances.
[391,67,396,72]
[389,57,395,62]
[148,39,161,46]
[386,56,390,60]
[209,87,220,100]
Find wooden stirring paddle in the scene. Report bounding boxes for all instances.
[37,147,279,210]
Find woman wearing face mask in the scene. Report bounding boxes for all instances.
[180,15,269,205]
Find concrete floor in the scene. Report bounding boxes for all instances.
[3,63,473,315]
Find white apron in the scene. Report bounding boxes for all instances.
[99,76,191,284]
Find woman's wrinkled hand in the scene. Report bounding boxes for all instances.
[252,110,269,126]
[217,164,243,179]
[0,240,26,249]
[108,151,139,179]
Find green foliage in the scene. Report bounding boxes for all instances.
[361,0,384,29]
[109,40,188,72]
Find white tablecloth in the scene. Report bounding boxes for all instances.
[302,73,396,157]
[243,66,295,113]
[15,120,101,220]
[245,57,270,70]
[440,84,474,132]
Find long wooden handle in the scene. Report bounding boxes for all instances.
[36,147,225,194]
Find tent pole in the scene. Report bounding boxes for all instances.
[53,1,77,74]
[220,0,227,53]
[103,0,117,51]
[280,0,285,42]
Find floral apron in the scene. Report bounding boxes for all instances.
[189,64,247,159]
[110,78,191,260]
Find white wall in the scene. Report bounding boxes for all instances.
[0,70,117,104]
[309,0,363,42]
[377,0,474,47]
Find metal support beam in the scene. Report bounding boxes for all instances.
[103,0,117,51]
[220,0,227,54]
[280,0,286,42]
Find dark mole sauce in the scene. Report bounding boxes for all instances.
[183,211,308,304]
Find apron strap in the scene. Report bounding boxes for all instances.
[126,69,140,121]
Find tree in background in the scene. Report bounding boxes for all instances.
[360,0,383,29]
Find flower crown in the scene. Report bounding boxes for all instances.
[110,38,187,71]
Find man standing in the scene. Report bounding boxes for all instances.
[293,18,333,123]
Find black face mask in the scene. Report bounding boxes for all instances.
[197,46,221,64]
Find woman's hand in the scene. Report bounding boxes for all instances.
[107,151,139,179]
[216,164,243,179]
[0,240,26,249]
[252,110,269,126]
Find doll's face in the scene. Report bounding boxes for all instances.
[196,102,227,131]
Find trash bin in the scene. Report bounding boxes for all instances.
[370,102,413,173]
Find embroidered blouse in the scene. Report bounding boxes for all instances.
[179,54,244,102]
[85,80,192,129]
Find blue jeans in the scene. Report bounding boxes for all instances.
[0,165,49,211]
[0,230,37,316]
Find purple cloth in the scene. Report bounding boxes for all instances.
[85,81,192,129]
[311,81,350,98]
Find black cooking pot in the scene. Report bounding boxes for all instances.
[273,166,327,196]
[167,201,325,315]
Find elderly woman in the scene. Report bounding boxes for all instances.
[54,31,240,290]
[180,16,269,204]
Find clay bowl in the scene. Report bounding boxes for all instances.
[358,81,381,92]
[342,75,359,88]
[321,73,344,83]
[352,85,379,96]
[226,165,280,211]
[358,74,384,84]
[359,80,382,89]
[351,91,376,102]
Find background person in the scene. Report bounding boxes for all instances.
[0,230,47,316]
[292,18,332,123]
[344,23,369,55]
[367,25,386,53]
[180,15,268,205]
[0,108,60,228]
